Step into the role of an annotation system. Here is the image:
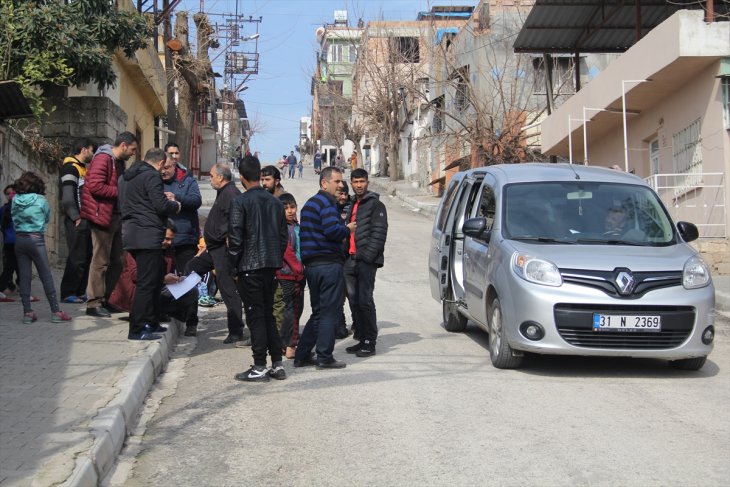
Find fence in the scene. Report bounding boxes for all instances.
[645,172,726,238]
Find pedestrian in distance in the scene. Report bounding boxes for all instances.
[159,153,202,274]
[228,154,289,382]
[287,151,297,179]
[293,166,356,369]
[11,172,72,323]
[185,163,248,345]
[0,184,20,300]
[81,131,138,318]
[277,192,305,359]
[344,168,388,357]
[59,138,95,304]
[119,147,181,340]
[298,158,303,178]
[313,150,322,175]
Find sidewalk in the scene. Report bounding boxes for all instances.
[366,176,730,313]
[0,266,194,486]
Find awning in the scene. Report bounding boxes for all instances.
[436,28,460,45]
[0,81,33,120]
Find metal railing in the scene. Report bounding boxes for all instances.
[645,172,726,238]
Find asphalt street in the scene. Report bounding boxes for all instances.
[108,168,730,487]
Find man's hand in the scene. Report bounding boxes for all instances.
[163,273,182,285]
[347,221,357,232]
[74,218,81,227]
[164,191,176,201]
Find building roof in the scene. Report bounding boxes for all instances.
[513,0,728,54]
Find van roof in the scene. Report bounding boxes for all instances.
[465,163,645,186]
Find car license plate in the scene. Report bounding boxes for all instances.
[592,314,661,332]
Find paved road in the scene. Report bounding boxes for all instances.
[110,169,730,486]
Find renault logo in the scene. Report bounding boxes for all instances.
[615,271,636,295]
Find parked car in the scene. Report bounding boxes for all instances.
[428,164,715,370]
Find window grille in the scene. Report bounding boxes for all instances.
[672,118,702,193]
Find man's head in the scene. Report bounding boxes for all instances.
[162,219,177,249]
[210,163,232,190]
[143,148,166,171]
[604,206,628,234]
[290,151,295,157]
[239,155,261,189]
[73,138,96,163]
[336,181,350,206]
[279,193,298,224]
[112,132,139,162]
[350,168,369,199]
[319,166,343,196]
[160,157,176,183]
[3,184,15,203]
[164,143,181,166]
[261,165,282,194]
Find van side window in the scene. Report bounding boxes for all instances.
[436,179,460,231]
[478,185,496,230]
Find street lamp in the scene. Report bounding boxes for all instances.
[622,79,650,172]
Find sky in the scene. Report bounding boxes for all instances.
[178,0,467,163]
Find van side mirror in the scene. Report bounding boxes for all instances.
[463,217,491,242]
[676,221,699,243]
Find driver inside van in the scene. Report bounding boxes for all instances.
[603,203,645,241]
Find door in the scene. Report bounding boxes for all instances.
[449,176,484,301]
[463,176,498,324]
[428,175,464,301]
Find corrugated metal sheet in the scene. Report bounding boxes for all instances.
[513,0,728,53]
[0,81,33,120]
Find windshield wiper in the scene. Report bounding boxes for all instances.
[575,238,644,246]
[510,236,576,244]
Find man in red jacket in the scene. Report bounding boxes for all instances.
[81,132,138,318]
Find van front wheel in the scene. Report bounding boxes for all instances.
[488,297,523,369]
[443,292,467,332]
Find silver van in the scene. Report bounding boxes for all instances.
[428,164,715,370]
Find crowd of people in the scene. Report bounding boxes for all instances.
[0,132,389,383]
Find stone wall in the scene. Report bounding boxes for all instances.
[43,96,127,144]
[693,239,730,276]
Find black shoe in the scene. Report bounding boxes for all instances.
[223,334,244,344]
[143,323,167,333]
[234,365,270,382]
[335,326,351,340]
[293,354,317,368]
[86,307,111,318]
[345,341,365,354]
[128,331,162,341]
[184,326,197,337]
[316,359,347,369]
[104,303,124,314]
[356,346,376,358]
[268,365,287,380]
[234,337,252,348]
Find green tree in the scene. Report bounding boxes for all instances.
[0,0,151,117]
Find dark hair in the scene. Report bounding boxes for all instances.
[114,131,138,147]
[339,181,350,194]
[212,163,232,181]
[351,168,368,180]
[261,165,281,180]
[14,171,46,195]
[72,138,96,155]
[239,155,261,182]
[3,184,15,194]
[166,218,177,232]
[164,142,180,152]
[279,193,297,207]
[144,148,166,164]
[319,166,342,186]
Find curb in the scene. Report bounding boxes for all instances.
[367,179,439,219]
[64,321,181,486]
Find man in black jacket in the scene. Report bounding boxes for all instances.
[344,168,388,357]
[228,155,289,382]
[119,148,181,340]
[186,163,247,344]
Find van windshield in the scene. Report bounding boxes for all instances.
[503,182,677,246]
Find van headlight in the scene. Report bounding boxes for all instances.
[512,252,562,287]
[683,256,711,289]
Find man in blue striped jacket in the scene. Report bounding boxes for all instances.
[294,167,356,369]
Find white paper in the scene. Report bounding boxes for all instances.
[166,271,202,300]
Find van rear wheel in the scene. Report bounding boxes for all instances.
[488,297,523,369]
[443,292,467,332]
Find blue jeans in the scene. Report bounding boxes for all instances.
[295,262,344,364]
[15,233,60,313]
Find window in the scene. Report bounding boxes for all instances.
[672,118,702,178]
[390,37,419,63]
[436,178,460,231]
[349,46,357,63]
[649,139,659,175]
[532,56,577,95]
[432,96,444,134]
[722,77,729,130]
[454,68,469,112]
[329,44,343,63]
[478,184,496,231]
